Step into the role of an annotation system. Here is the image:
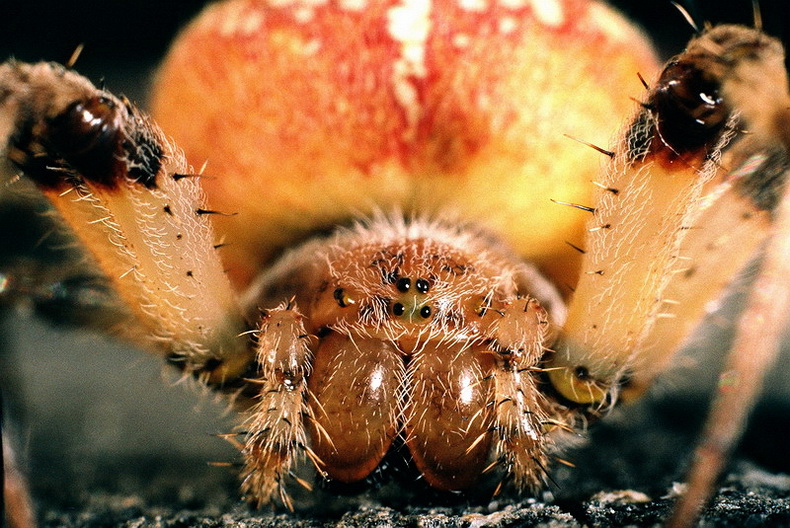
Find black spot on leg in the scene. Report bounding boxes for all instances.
[627,28,782,168]
[652,59,728,154]
[44,96,126,187]
[203,358,222,372]
[625,52,730,167]
[10,94,163,190]
[276,370,301,392]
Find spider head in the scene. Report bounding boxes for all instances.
[309,235,510,354]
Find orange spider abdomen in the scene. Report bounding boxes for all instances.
[151,0,658,290]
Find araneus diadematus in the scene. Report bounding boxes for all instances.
[1,1,789,527]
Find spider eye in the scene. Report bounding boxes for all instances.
[419,305,432,319]
[415,278,430,294]
[333,288,355,308]
[396,277,411,292]
[392,302,406,316]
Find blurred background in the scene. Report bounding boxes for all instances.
[1,0,789,524]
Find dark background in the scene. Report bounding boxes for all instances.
[0,1,786,55]
[0,1,788,95]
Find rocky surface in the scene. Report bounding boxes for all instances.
[30,439,790,528]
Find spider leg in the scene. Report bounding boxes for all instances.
[241,301,313,508]
[486,297,559,491]
[668,168,790,527]
[545,24,788,527]
[0,61,252,385]
[548,26,786,405]
[667,25,790,528]
[548,79,742,404]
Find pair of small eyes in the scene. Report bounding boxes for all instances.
[395,277,430,294]
[392,302,431,319]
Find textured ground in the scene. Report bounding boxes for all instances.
[26,397,790,528]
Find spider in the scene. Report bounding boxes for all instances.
[1,1,788,527]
